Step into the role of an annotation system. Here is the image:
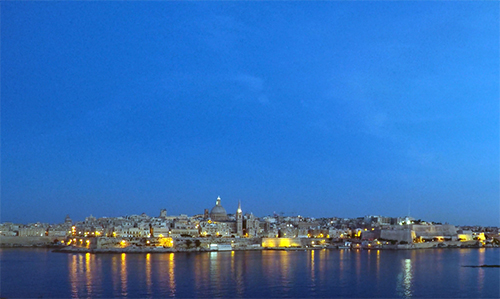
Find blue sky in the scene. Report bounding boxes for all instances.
[2,1,499,226]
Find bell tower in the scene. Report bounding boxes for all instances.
[236,200,243,236]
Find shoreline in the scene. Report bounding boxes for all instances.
[1,239,493,253]
[49,243,490,254]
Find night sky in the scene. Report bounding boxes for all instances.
[2,2,499,226]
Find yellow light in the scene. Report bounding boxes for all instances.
[159,234,163,238]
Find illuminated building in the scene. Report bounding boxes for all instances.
[210,196,228,221]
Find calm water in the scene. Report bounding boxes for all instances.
[1,248,499,298]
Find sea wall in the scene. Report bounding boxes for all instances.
[0,236,53,247]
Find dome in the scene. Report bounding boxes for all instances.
[210,196,228,221]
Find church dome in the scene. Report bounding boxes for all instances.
[210,196,228,221]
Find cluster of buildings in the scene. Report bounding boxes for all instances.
[1,196,499,250]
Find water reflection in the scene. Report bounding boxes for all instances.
[376,250,380,286]
[145,253,152,296]
[209,252,221,296]
[69,254,78,298]
[235,251,244,297]
[67,253,97,298]
[355,250,361,287]
[6,248,499,298]
[309,250,316,292]
[111,255,119,295]
[279,251,291,294]
[397,258,413,298]
[85,253,92,297]
[120,253,127,297]
[193,253,210,295]
[339,249,344,283]
[478,248,485,293]
[169,253,176,297]
[318,249,326,284]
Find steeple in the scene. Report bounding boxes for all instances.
[236,200,243,236]
[237,200,242,213]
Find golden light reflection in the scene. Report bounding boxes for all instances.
[310,250,316,289]
[231,251,235,275]
[478,248,485,292]
[69,254,78,297]
[85,253,92,297]
[120,253,127,297]
[339,248,344,275]
[279,251,290,291]
[376,250,380,283]
[319,249,326,278]
[169,253,176,297]
[146,253,152,296]
[111,255,119,295]
[355,250,361,278]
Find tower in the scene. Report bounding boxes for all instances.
[236,200,243,236]
[64,214,72,226]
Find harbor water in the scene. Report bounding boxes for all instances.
[1,248,499,298]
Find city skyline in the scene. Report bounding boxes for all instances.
[2,2,499,226]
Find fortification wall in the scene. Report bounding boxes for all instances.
[412,224,457,237]
[380,229,415,243]
[0,236,53,247]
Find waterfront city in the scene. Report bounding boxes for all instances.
[1,196,498,252]
[2,1,499,297]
